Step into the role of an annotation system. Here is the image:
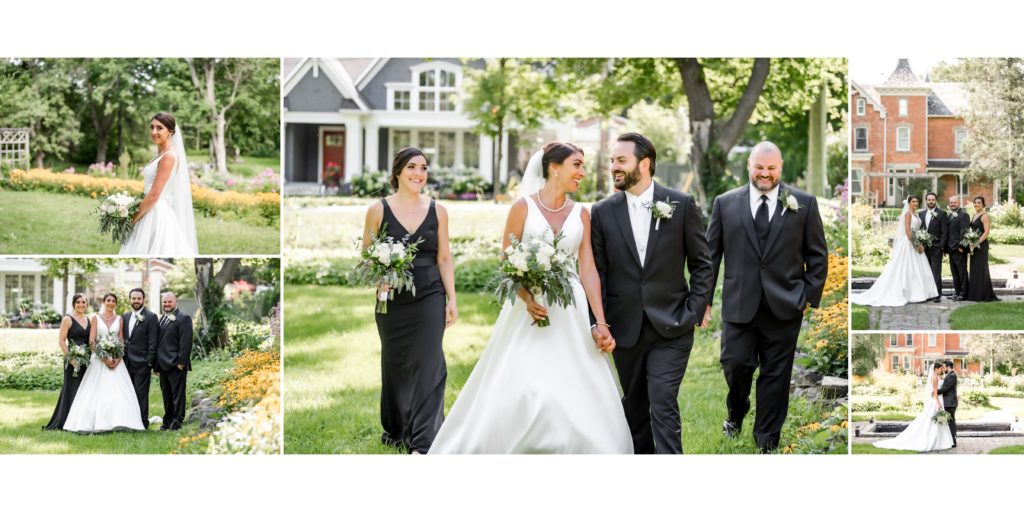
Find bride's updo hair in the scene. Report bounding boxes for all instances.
[102,292,117,304]
[933,362,943,370]
[906,194,921,206]
[541,142,583,179]
[390,147,428,190]
[151,112,177,135]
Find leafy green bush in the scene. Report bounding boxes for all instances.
[990,226,1024,245]
[454,258,500,293]
[963,391,992,408]
[0,352,64,390]
[853,400,883,412]
[227,320,272,354]
[350,170,391,197]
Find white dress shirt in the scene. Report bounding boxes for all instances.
[625,182,655,267]
[926,207,936,228]
[749,183,780,222]
[129,309,140,338]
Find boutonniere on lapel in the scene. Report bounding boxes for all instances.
[133,311,145,323]
[643,197,678,231]
[163,313,176,322]
[779,189,801,217]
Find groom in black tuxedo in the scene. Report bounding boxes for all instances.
[946,195,970,300]
[590,132,714,454]
[938,360,959,447]
[920,192,947,302]
[122,288,159,429]
[155,292,193,431]
[705,141,828,453]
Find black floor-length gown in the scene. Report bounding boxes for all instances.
[375,198,447,453]
[43,316,91,430]
[967,214,1000,302]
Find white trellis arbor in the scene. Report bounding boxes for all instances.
[0,128,30,168]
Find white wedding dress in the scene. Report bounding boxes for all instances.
[851,206,938,307]
[119,127,199,256]
[430,197,633,454]
[64,315,144,433]
[873,368,954,452]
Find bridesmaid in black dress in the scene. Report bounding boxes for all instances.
[362,147,458,454]
[43,293,91,430]
[967,196,1000,302]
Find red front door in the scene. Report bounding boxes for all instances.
[322,130,345,185]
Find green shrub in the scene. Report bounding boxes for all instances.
[990,226,1024,245]
[454,258,500,293]
[853,400,882,412]
[0,352,64,390]
[963,391,992,408]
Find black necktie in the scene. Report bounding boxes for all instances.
[755,194,770,251]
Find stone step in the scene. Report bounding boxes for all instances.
[851,277,1024,295]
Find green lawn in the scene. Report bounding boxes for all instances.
[186,153,279,178]
[284,286,844,454]
[0,190,279,254]
[989,445,1024,454]
[852,304,869,330]
[851,444,916,454]
[949,302,1024,330]
[0,358,231,454]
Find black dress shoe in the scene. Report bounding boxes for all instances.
[932,297,941,303]
[722,420,740,438]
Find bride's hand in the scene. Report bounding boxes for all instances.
[526,299,548,322]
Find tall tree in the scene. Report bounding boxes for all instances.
[73,58,154,163]
[0,59,80,167]
[185,59,269,174]
[193,258,241,349]
[41,259,105,314]
[462,58,562,196]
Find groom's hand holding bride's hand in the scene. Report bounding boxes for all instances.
[699,305,712,328]
[591,324,614,353]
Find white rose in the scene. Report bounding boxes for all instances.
[118,206,128,217]
[786,195,800,210]
[553,253,568,265]
[510,253,529,273]
[504,244,516,255]
[390,243,405,260]
[373,246,391,265]
[536,253,551,271]
[656,202,672,216]
[537,243,555,258]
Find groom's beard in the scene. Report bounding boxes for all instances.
[612,166,642,191]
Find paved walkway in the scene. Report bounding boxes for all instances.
[852,422,1024,454]
[853,294,1024,330]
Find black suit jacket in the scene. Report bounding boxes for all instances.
[590,182,714,347]
[918,208,947,252]
[707,184,829,324]
[156,310,193,372]
[938,371,958,408]
[122,308,159,368]
[946,208,970,253]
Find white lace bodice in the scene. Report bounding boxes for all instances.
[522,196,583,265]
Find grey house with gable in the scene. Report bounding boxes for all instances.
[282,58,512,195]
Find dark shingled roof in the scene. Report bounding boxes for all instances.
[928,93,954,115]
[883,59,925,87]
[928,159,971,169]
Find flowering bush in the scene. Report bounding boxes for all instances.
[219,350,280,411]
[780,401,848,454]
[207,375,281,454]
[350,170,390,197]
[6,168,280,224]
[88,162,115,177]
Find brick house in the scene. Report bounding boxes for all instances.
[850,59,996,207]
[880,332,980,376]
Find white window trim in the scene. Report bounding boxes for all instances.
[928,334,936,347]
[389,128,474,170]
[856,98,866,116]
[394,62,462,113]
[890,334,898,347]
[898,98,908,117]
[906,333,913,347]
[850,167,864,195]
[386,84,413,112]
[955,128,967,155]
[854,126,869,152]
[896,126,911,152]
[891,355,899,370]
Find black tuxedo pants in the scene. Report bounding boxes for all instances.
[125,361,152,429]
[721,300,803,452]
[612,313,693,454]
[159,368,188,430]
[949,250,968,297]
[926,248,944,297]
[945,406,957,445]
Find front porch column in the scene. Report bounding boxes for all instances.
[479,134,494,181]
[364,120,379,174]
[345,118,363,183]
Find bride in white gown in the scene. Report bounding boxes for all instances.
[119,112,199,256]
[873,363,954,452]
[430,143,632,454]
[851,195,938,307]
[64,293,144,433]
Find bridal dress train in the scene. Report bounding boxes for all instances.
[873,369,953,452]
[851,207,938,307]
[63,316,145,433]
[429,197,632,454]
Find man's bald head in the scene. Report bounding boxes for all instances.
[748,141,783,192]
[161,292,177,313]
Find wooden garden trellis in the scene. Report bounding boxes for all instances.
[0,128,30,168]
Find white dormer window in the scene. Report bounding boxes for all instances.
[898,98,908,117]
[955,127,967,154]
[387,62,462,113]
[897,126,911,152]
[856,98,866,116]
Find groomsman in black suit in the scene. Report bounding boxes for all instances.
[122,288,159,429]
[155,292,193,430]
[946,195,971,300]
[705,141,829,453]
[919,192,947,302]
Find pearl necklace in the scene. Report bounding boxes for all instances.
[535,193,569,213]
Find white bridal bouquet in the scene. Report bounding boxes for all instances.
[93,332,125,361]
[494,232,577,327]
[95,191,141,244]
[66,343,90,377]
[960,227,982,254]
[352,223,424,314]
[911,228,934,250]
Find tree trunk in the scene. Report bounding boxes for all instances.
[676,58,771,215]
[214,112,228,175]
[492,58,507,200]
[597,116,611,196]
[193,258,241,349]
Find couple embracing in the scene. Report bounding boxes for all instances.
[425,134,829,454]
